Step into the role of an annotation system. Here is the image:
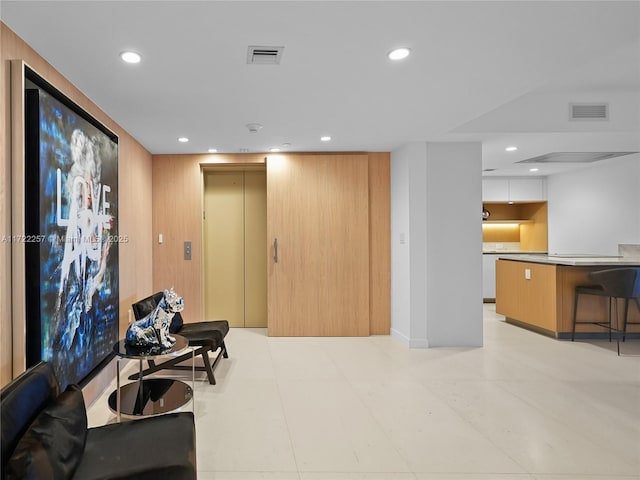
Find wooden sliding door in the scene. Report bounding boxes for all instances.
[266,154,370,336]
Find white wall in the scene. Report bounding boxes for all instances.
[390,142,429,345]
[548,154,640,255]
[424,143,483,347]
[391,142,483,348]
[390,143,413,343]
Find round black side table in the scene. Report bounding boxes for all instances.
[108,335,194,421]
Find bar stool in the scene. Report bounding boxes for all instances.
[572,267,640,354]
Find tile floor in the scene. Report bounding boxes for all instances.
[87,305,640,480]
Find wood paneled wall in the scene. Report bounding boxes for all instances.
[368,153,391,334]
[520,202,548,252]
[151,154,265,321]
[0,22,153,390]
[496,260,561,333]
[151,152,390,334]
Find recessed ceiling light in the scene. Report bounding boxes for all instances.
[388,47,411,60]
[505,146,518,152]
[320,136,331,142]
[269,148,281,152]
[178,137,189,143]
[529,168,539,172]
[207,148,217,153]
[120,51,141,64]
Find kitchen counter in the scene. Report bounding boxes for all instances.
[495,257,640,338]
[483,250,547,254]
[498,254,640,266]
[483,252,547,301]
[482,252,548,301]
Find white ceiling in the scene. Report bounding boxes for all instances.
[2,1,639,176]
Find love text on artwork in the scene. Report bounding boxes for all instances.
[55,168,113,295]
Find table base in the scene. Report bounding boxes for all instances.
[108,378,193,418]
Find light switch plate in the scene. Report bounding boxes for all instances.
[184,241,192,260]
[524,268,531,280]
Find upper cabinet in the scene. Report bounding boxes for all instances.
[482,178,510,201]
[482,177,546,202]
[509,178,546,202]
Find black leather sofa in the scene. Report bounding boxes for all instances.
[1,362,197,480]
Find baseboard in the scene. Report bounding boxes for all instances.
[390,328,409,345]
[409,338,429,348]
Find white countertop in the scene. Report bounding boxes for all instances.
[483,251,547,254]
[497,254,640,266]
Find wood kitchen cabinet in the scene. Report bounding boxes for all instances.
[496,258,640,337]
[496,259,559,333]
[482,201,548,252]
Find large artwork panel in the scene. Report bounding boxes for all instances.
[25,70,119,390]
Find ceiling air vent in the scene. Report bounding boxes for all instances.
[569,103,608,121]
[247,46,284,65]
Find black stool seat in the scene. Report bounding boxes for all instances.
[575,284,607,296]
[179,320,229,347]
[572,267,640,354]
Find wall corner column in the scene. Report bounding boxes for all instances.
[391,141,483,348]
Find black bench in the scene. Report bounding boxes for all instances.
[131,291,229,385]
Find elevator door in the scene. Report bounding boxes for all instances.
[203,170,267,327]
